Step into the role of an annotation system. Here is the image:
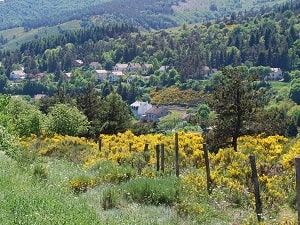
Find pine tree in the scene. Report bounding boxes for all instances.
[208,66,268,152]
[100,92,133,134]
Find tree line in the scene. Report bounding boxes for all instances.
[0,3,299,83]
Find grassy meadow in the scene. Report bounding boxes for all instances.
[0,20,81,50]
[0,131,299,224]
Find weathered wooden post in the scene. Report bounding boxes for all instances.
[156,144,160,171]
[161,144,165,173]
[203,143,212,194]
[175,132,179,177]
[98,135,102,151]
[144,143,149,151]
[129,142,133,152]
[143,143,150,164]
[249,155,263,222]
[295,157,300,225]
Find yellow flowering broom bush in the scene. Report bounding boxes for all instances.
[19,131,300,223]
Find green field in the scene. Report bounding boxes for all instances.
[0,20,81,50]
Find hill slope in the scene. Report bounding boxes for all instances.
[0,0,290,31]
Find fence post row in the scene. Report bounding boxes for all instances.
[249,154,263,222]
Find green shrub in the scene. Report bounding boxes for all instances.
[70,175,97,194]
[0,125,16,157]
[14,145,37,166]
[287,190,297,210]
[122,177,179,205]
[33,164,48,180]
[102,186,121,210]
[176,200,204,217]
[90,161,136,184]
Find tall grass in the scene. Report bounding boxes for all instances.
[0,154,102,224]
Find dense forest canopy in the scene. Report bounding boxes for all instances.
[0,0,290,31]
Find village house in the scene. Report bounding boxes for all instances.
[130,101,153,119]
[126,75,138,83]
[145,106,169,122]
[113,63,128,72]
[74,59,84,67]
[141,64,153,73]
[33,94,47,100]
[95,69,108,81]
[89,62,101,69]
[27,73,45,82]
[64,72,72,80]
[264,68,283,81]
[159,66,169,73]
[200,66,211,79]
[109,71,124,82]
[127,63,142,72]
[9,70,27,80]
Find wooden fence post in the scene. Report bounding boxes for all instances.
[144,143,149,152]
[98,135,102,151]
[203,143,212,194]
[175,132,179,177]
[161,144,165,173]
[295,157,300,225]
[143,143,150,163]
[129,142,133,152]
[249,155,263,222]
[156,144,160,171]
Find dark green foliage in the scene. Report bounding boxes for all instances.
[208,67,268,151]
[47,103,89,136]
[255,105,298,137]
[99,92,133,134]
[76,83,103,137]
[37,87,72,114]
[290,78,300,104]
[102,186,121,210]
[33,164,48,181]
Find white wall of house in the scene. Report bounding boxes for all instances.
[131,101,152,119]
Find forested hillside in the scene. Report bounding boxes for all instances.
[1,2,299,83]
[0,0,290,32]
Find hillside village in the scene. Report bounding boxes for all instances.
[6,57,284,124]
[7,60,188,122]
[8,59,283,86]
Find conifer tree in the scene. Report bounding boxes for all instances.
[208,66,267,152]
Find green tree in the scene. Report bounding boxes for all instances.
[46,103,89,136]
[197,104,210,119]
[7,97,45,137]
[100,92,133,134]
[289,78,300,104]
[0,74,7,92]
[0,125,16,157]
[0,94,13,131]
[208,66,267,152]
[76,83,103,137]
[157,111,181,132]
